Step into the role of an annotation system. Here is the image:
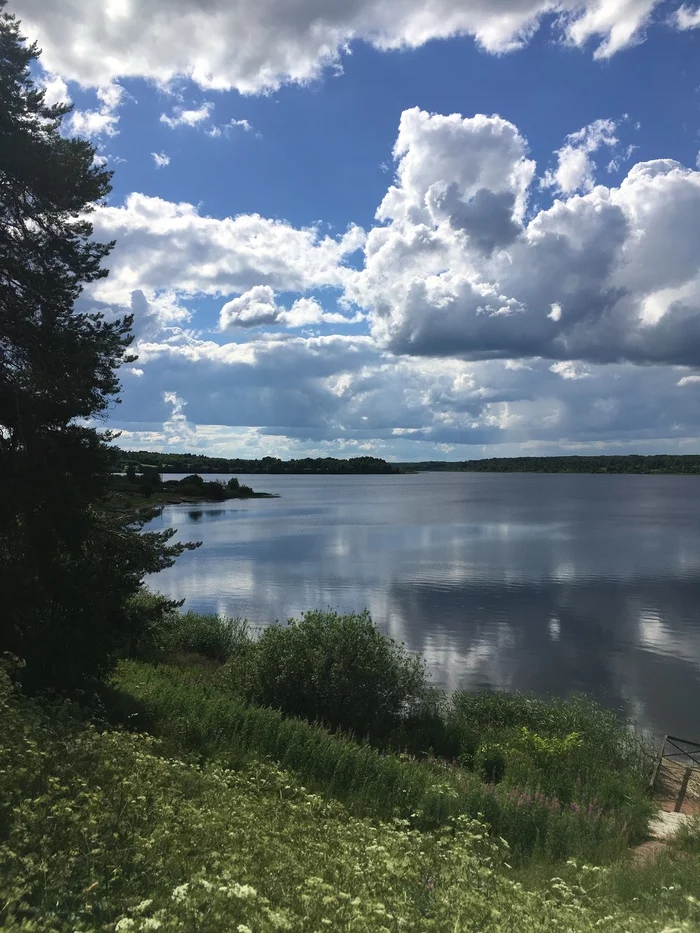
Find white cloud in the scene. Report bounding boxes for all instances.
[564,0,659,58]
[219,287,364,329]
[378,108,535,234]
[282,297,364,327]
[152,152,171,168]
[127,289,193,341]
[20,0,672,96]
[208,118,253,138]
[550,361,591,379]
[160,101,214,128]
[346,108,700,369]
[89,193,365,307]
[542,118,618,195]
[219,285,281,328]
[160,103,253,137]
[66,82,124,137]
[674,4,700,28]
[82,108,700,377]
[161,392,198,446]
[39,73,71,107]
[677,374,700,386]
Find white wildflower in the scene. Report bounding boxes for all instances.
[231,882,257,899]
[172,883,190,902]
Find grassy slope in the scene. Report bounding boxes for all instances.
[2,668,699,933]
[110,661,652,865]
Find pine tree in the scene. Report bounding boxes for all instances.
[0,3,191,690]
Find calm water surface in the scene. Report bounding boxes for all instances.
[147,472,700,737]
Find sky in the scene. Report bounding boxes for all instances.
[18,0,700,460]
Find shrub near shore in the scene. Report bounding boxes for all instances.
[110,605,655,865]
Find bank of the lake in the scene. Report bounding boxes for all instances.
[104,472,278,511]
[3,605,699,933]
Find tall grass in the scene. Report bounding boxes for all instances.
[125,591,251,663]
[447,691,653,812]
[162,611,250,662]
[111,660,652,865]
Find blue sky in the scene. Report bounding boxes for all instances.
[18,0,700,459]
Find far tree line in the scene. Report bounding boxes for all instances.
[113,449,403,474]
[113,449,700,476]
[401,455,700,474]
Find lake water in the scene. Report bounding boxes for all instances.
[147,472,700,738]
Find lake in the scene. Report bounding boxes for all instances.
[147,471,700,738]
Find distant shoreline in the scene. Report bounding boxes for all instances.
[399,455,700,475]
[112,448,700,477]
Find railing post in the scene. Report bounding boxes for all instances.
[649,735,667,795]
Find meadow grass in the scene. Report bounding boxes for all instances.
[110,660,653,865]
[163,610,653,828]
[2,667,698,933]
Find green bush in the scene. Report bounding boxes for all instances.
[224,610,430,739]
[180,474,205,487]
[201,480,227,501]
[475,740,508,784]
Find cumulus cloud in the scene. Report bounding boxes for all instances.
[219,285,281,328]
[66,82,124,137]
[152,151,171,168]
[18,0,675,96]
[219,287,364,329]
[88,193,365,306]
[346,108,700,368]
[126,289,193,341]
[542,118,619,194]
